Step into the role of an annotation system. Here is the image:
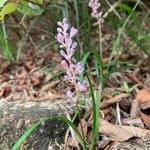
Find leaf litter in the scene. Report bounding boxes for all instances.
[0,50,64,102]
[67,69,150,149]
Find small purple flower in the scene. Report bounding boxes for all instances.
[75,62,84,74]
[60,50,67,58]
[56,33,64,43]
[70,27,78,38]
[61,60,68,70]
[77,80,88,92]
[66,90,73,99]
[64,75,71,81]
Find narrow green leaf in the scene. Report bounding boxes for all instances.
[11,121,42,150]
[92,50,103,84]
[87,75,100,150]
[80,51,91,81]
[30,0,44,5]
[117,3,132,14]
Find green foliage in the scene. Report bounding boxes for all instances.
[31,0,44,5]
[0,2,17,20]
[107,0,141,72]
[0,0,7,8]
[17,0,44,16]
[0,21,13,61]
[123,81,139,93]
[106,1,149,74]
[0,0,44,20]
[0,0,45,61]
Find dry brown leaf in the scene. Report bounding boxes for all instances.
[124,72,143,86]
[122,117,144,128]
[99,118,150,141]
[41,83,52,92]
[41,80,60,92]
[78,119,88,138]
[100,108,111,118]
[0,74,9,82]
[136,89,150,103]
[0,86,11,97]
[140,100,150,110]
[101,93,129,109]
[31,91,63,102]
[12,93,22,101]
[140,112,150,129]
[97,140,111,149]
[16,70,28,80]
[25,61,36,71]
[31,75,41,86]
[130,99,140,118]
[67,138,79,148]
[86,130,92,143]
[136,89,150,110]
[0,88,5,97]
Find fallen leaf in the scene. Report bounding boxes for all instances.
[136,89,150,103]
[130,99,140,118]
[41,80,60,92]
[78,119,88,138]
[31,91,64,102]
[0,88,5,97]
[12,93,22,101]
[0,74,9,82]
[136,89,150,110]
[124,72,143,86]
[97,140,111,149]
[122,117,144,128]
[101,93,129,109]
[25,61,36,71]
[0,86,11,97]
[99,118,150,141]
[140,112,150,129]
[67,138,79,148]
[100,108,111,118]
[31,75,41,86]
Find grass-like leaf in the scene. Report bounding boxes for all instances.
[87,75,101,150]
[107,0,141,72]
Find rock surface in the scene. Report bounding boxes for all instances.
[0,99,71,150]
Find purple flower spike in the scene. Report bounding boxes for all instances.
[56,18,87,99]
[88,0,105,21]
